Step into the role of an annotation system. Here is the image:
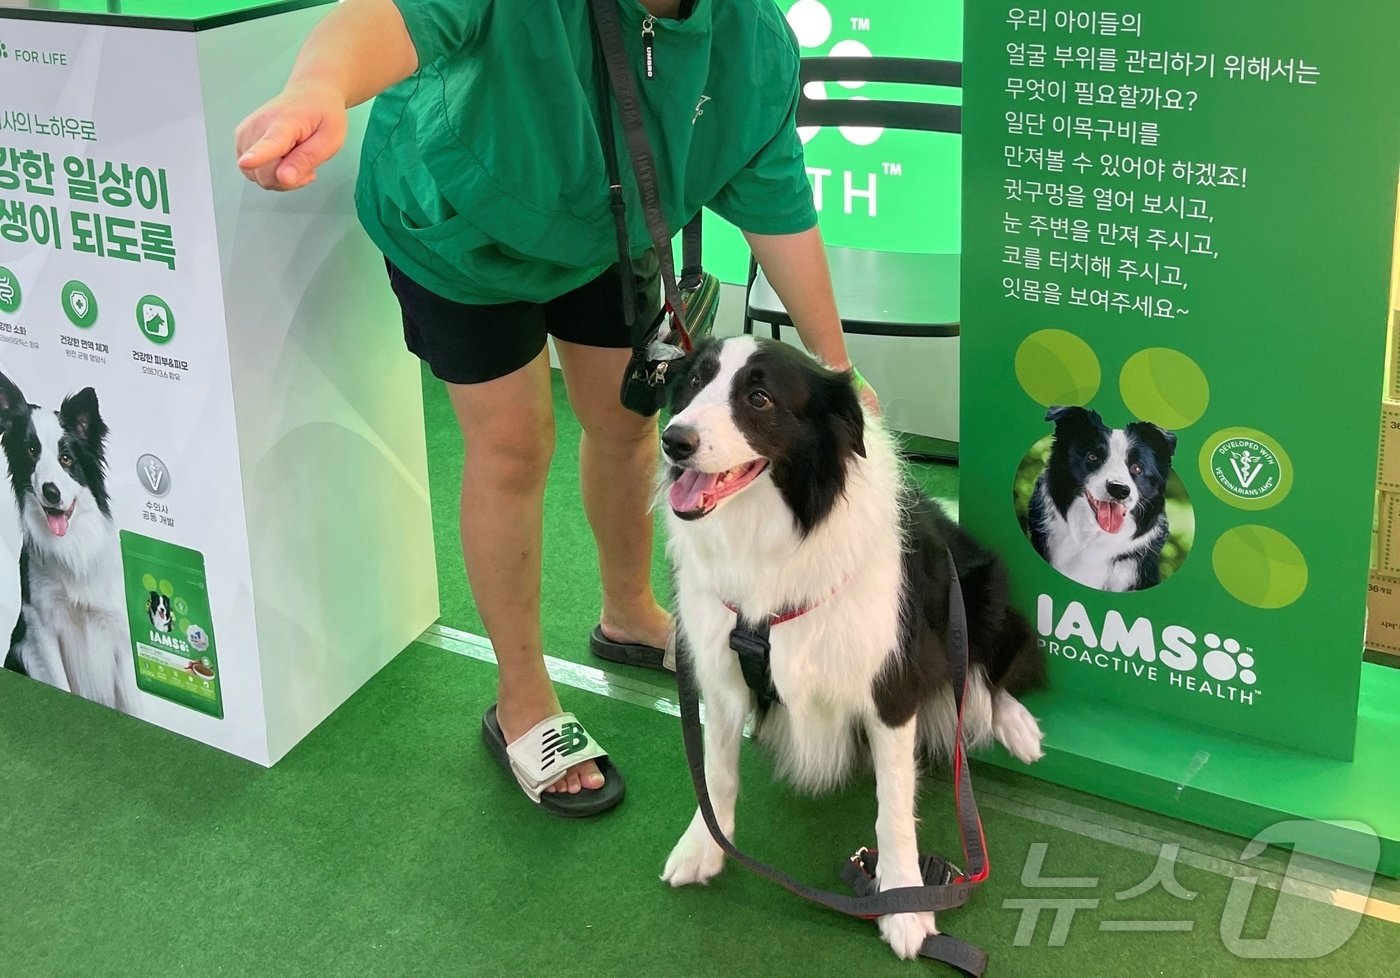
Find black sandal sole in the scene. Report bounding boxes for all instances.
[588,625,669,671]
[480,705,626,818]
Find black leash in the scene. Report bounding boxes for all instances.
[675,549,990,976]
[589,0,700,346]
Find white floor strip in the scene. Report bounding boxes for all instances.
[417,621,1398,923]
[422,623,680,717]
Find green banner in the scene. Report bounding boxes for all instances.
[702,0,964,283]
[962,1,1400,759]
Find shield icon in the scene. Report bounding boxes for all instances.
[69,290,88,318]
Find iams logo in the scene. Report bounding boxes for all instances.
[146,629,191,657]
[1037,594,1261,705]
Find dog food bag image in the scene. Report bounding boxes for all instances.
[119,532,223,719]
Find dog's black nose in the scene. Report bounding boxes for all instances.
[1105,481,1131,501]
[662,425,700,461]
[40,482,61,506]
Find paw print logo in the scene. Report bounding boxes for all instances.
[784,1,883,147]
[0,43,9,60]
[1012,328,1308,612]
[1201,634,1257,686]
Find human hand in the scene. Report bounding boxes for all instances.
[852,368,881,414]
[235,80,348,191]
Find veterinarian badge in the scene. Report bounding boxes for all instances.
[1200,428,1292,510]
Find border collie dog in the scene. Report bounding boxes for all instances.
[0,371,137,713]
[658,337,1046,959]
[1028,406,1177,593]
[148,592,173,634]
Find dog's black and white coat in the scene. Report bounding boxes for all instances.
[148,592,173,634]
[0,371,137,712]
[658,337,1047,960]
[1028,406,1177,592]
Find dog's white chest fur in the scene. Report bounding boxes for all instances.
[667,427,907,792]
[19,522,135,712]
[1034,483,1149,591]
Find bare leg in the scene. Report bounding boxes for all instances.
[553,339,671,651]
[448,350,601,794]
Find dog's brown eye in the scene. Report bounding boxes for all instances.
[59,453,73,468]
[26,445,36,457]
[1086,452,1099,462]
[689,373,702,390]
[748,390,772,410]
[1130,463,1143,476]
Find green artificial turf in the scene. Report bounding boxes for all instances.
[3,645,1396,977]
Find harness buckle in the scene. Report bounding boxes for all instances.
[919,854,963,887]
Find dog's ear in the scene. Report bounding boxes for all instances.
[1129,421,1178,460]
[1044,405,1101,430]
[60,387,106,444]
[0,371,30,428]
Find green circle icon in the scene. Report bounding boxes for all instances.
[62,280,98,328]
[0,266,22,315]
[174,597,189,616]
[158,579,175,598]
[1120,348,1209,429]
[142,573,158,593]
[1015,329,1101,406]
[1212,526,1308,609]
[137,295,175,345]
[1199,427,1293,510]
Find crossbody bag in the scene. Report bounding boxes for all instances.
[588,0,720,416]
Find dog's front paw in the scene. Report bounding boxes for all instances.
[993,692,1046,764]
[661,825,725,887]
[879,910,938,960]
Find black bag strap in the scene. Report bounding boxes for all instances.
[589,15,639,331]
[588,0,702,345]
[674,547,990,975]
[679,217,703,290]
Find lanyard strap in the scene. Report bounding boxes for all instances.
[588,0,699,345]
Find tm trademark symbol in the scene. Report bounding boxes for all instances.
[849,17,871,31]
[882,162,903,176]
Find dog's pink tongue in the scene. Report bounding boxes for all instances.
[1095,500,1126,534]
[670,469,721,512]
[47,511,69,537]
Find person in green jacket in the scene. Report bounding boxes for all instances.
[236,0,876,816]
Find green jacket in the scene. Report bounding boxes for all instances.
[355,0,817,304]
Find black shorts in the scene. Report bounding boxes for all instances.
[385,252,662,385]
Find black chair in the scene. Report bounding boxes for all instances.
[743,56,963,460]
